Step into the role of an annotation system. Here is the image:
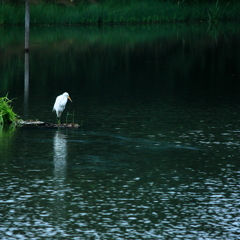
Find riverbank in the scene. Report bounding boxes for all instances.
[0,0,239,25]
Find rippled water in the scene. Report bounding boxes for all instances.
[1,24,240,239]
[1,99,240,239]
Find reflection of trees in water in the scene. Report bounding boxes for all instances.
[0,125,16,161]
[53,131,67,225]
[2,25,240,95]
[28,33,238,101]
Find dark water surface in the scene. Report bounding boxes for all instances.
[1,24,240,239]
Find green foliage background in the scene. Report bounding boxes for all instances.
[0,0,240,25]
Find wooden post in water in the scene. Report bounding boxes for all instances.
[25,0,30,52]
[24,0,30,117]
[24,52,29,119]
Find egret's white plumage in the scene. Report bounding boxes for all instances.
[53,92,72,118]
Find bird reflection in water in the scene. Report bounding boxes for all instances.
[53,131,67,181]
[53,131,67,225]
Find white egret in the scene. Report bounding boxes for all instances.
[53,92,72,119]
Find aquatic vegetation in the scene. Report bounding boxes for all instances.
[66,111,75,124]
[208,0,230,23]
[0,0,239,25]
[0,96,18,125]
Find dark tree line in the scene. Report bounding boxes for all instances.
[0,0,98,4]
[1,0,239,4]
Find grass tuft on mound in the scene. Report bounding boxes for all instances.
[0,96,18,125]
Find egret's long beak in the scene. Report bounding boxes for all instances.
[68,96,73,102]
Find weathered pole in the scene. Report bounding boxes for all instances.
[25,0,30,52]
[24,51,29,119]
[24,1,30,118]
